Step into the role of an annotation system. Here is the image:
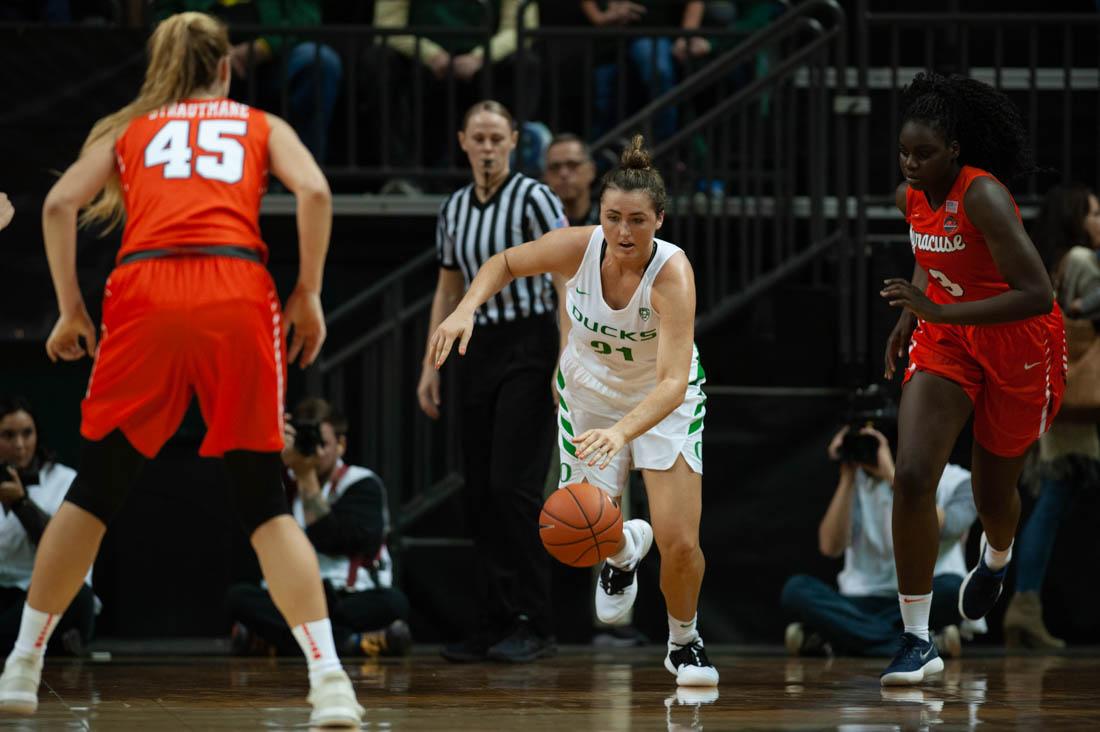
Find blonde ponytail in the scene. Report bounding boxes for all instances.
[80,12,230,231]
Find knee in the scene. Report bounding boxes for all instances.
[891,461,935,505]
[658,533,700,568]
[66,431,144,525]
[223,451,291,537]
[780,574,816,613]
[290,42,344,82]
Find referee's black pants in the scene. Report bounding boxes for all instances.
[457,313,557,640]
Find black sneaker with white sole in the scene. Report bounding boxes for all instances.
[664,638,720,686]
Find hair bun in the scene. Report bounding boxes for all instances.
[620,134,652,170]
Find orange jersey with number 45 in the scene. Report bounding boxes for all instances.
[905,165,1017,304]
[115,97,270,263]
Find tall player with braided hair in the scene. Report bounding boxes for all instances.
[431,135,718,687]
[879,72,1064,685]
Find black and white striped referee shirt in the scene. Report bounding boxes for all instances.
[437,172,568,325]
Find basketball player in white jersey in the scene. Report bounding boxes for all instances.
[430,135,717,687]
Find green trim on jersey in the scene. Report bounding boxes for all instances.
[560,414,575,437]
[562,435,577,456]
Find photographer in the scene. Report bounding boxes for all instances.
[780,423,978,658]
[0,396,95,657]
[226,398,411,657]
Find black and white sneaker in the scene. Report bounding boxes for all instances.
[958,532,1010,622]
[595,519,653,625]
[664,637,720,687]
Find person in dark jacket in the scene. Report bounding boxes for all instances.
[226,398,411,657]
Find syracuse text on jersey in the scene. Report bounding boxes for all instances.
[147,99,251,121]
[910,229,967,253]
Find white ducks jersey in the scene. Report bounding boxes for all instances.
[559,225,702,412]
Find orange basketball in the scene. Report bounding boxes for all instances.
[539,482,623,567]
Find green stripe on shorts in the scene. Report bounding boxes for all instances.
[562,435,577,456]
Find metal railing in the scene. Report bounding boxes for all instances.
[515,0,851,340]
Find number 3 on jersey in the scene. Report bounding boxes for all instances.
[928,268,964,297]
[144,119,246,183]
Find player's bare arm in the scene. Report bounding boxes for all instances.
[268,113,332,367]
[430,226,591,367]
[882,177,1052,327]
[42,139,116,362]
[883,182,930,378]
[574,252,696,469]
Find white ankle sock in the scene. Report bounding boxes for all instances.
[291,618,342,685]
[898,592,932,642]
[668,614,699,646]
[607,521,638,569]
[12,604,59,660]
[984,538,1013,571]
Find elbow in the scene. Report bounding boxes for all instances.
[1036,289,1054,315]
[302,182,332,208]
[818,538,842,559]
[295,174,331,208]
[43,189,79,219]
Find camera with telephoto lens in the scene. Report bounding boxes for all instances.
[835,385,897,468]
[292,420,324,457]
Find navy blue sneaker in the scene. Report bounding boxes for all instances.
[880,633,944,687]
[958,532,1010,622]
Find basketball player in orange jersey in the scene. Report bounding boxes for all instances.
[0,13,363,726]
[878,72,1065,686]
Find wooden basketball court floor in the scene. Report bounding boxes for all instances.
[3,647,1100,730]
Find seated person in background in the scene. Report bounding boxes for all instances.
[152,0,343,163]
[227,398,411,658]
[781,424,979,658]
[363,0,539,174]
[543,133,599,226]
[0,396,96,657]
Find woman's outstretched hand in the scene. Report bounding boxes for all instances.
[429,307,476,369]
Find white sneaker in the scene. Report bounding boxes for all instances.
[307,669,364,728]
[595,519,654,625]
[664,636,720,687]
[0,653,43,715]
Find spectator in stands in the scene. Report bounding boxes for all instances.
[0,193,12,230]
[543,133,599,225]
[226,398,411,658]
[781,424,977,658]
[153,0,343,163]
[0,397,96,657]
[1005,184,1100,649]
[582,0,708,142]
[363,0,540,177]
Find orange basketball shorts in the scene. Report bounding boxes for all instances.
[903,306,1067,457]
[81,256,286,458]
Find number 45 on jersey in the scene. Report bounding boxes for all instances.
[144,119,247,183]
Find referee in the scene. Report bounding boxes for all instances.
[417,100,566,664]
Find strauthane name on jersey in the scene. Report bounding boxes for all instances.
[147,100,251,121]
[570,304,657,342]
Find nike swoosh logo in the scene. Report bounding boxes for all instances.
[920,645,934,661]
[576,288,589,295]
[901,598,926,604]
[1024,362,1041,370]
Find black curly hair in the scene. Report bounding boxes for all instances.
[901,72,1038,184]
